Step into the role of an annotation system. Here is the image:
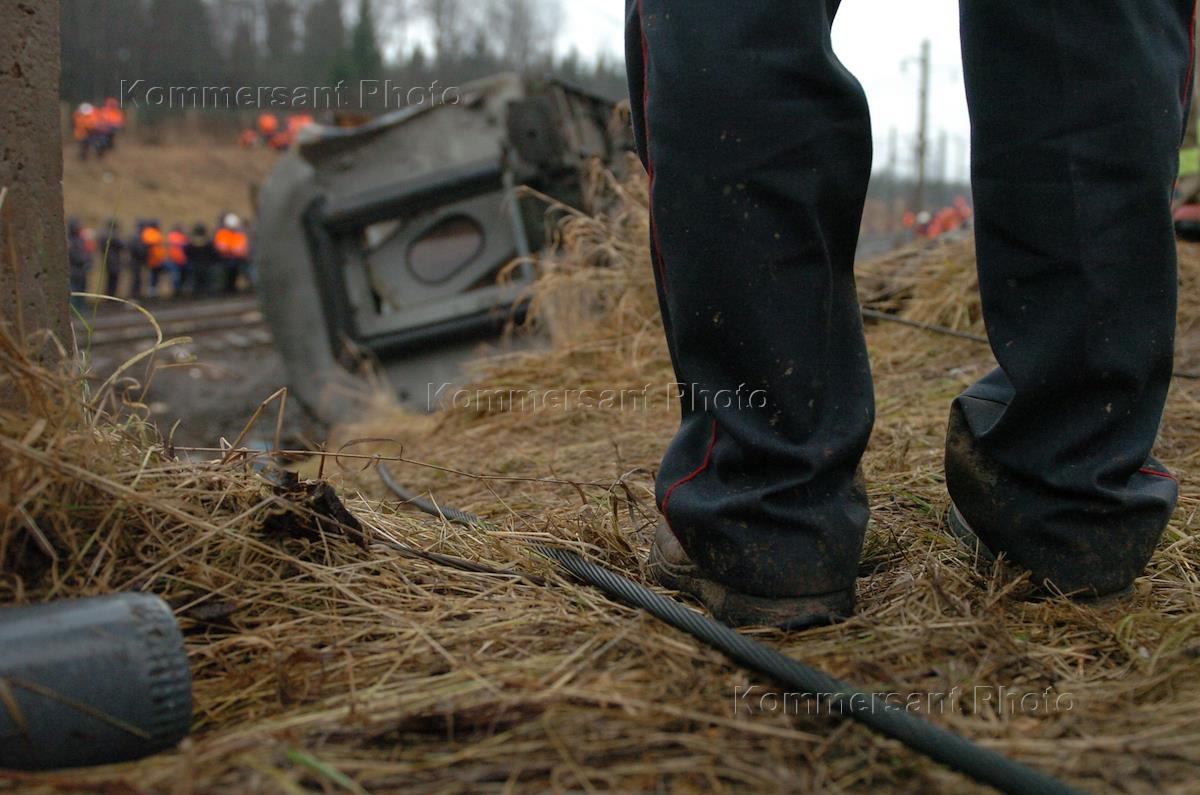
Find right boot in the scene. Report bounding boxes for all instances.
[646,524,855,630]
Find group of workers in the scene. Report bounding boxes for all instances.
[902,197,974,241]
[72,98,126,161]
[67,214,253,308]
[238,112,315,151]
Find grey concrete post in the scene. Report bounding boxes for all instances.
[0,0,69,345]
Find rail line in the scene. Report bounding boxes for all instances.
[75,297,270,350]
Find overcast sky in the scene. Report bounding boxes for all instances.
[560,0,971,177]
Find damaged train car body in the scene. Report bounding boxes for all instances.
[255,73,631,422]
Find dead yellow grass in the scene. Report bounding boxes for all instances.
[2,159,1199,793]
[62,141,277,231]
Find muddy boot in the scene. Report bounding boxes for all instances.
[946,388,1174,601]
[944,498,1137,604]
[647,524,854,630]
[945,2,1188,601]
[626,0,872,616]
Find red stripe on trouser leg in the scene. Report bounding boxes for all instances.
[1139,466,1178,482]
[636,0,670,293]
[660,420,719,516]
[1186,7,1197,104]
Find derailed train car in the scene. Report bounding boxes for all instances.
[255,73,631,422]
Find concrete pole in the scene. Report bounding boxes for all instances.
[1190,15,1200,149]
[0,0,69,346]
[1191,12,1200,149]
[913,39,931,215]
[885,127,898,233]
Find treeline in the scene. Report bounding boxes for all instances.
[60,0,627,109]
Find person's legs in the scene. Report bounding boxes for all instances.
[105,258,120,296]
[627,0,874,602]
[951,0,1192,596]
[69,273,86,313]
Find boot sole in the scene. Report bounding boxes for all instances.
[647,537,854,630]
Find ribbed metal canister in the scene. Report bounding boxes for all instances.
[0,592,192,770]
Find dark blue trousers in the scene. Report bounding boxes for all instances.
[627,0,1192,597]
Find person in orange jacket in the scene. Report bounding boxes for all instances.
[167,226,190,295]
[213,214,250,293]
[267,113,315,150]
[256,113,280,143]
[287,113,314,135]
[141,221,169,296]
[97,98,125,154]
[72,103,100,161]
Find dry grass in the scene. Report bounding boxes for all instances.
[62,141,276,232]
[2,159,1200,793]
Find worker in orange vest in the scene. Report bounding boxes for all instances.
[267,113,315,150]
[141,221,169,296]
[167,226,190,295]
[952,195,973,228]
[72,103,100,161]
[256,113,280,143]
[213,214,250,293]
[287,113,314,136]
[97,98,125,154]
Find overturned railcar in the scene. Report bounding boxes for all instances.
[255,73,631,422]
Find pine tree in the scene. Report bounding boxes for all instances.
[264,0,299,85]
[302,0,347,84]
[349,0,385,83]
[146,0,218,89]
[227,16,258,88]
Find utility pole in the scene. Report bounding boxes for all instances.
[1192,18,1200,150]
[913,39,931,215]
[936,129,948,191]
[0,0,69,352]
[954,135,968,186]
[885,127,898,233]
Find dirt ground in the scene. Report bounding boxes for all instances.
[106,327,322,452]
[77,295,323,451]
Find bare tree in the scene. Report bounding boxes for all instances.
[422,0,473,66]
[485,0,562,71]
[370,0,410,56]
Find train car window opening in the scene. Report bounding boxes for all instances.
[407,215,486,284]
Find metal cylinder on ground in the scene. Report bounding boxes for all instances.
[0,592,192,770]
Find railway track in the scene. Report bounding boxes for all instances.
[75,297,272,351]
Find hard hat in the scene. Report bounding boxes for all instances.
[916,210,933,225]
[79,103,94,114]
[224,213,241,229]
